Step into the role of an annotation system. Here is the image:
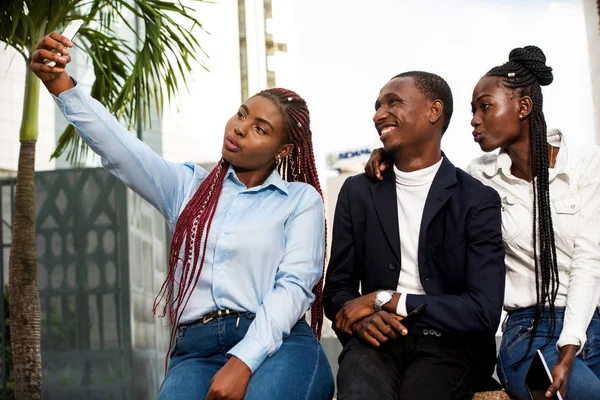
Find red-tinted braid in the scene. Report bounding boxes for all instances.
[153,88,326,367]
[153,158,228,365]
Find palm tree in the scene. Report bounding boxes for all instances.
[0,1,206,398]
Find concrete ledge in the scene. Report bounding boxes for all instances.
[473,390,512,400]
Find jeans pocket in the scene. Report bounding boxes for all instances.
[504,321,533,352]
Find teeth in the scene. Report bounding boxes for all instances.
[381,126,396,134]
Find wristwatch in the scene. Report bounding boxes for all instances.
[374,290,394,311]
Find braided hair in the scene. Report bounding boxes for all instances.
[152,88,326,360]
[486,46,558,357]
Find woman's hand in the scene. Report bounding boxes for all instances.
[206,356,252,400]
[30,32,75,95]
[546,344,577,399]
[365,148,393,181]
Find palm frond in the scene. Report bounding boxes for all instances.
[52,0,208,165]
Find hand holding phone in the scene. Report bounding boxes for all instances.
[44,19,84,67]
[400,303,427,326]
[525,349,563,400]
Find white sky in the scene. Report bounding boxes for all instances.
[270,0,597,178]
[2,0,594,179]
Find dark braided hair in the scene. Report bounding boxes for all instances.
[152,88,326,363]
[486,46,558,359]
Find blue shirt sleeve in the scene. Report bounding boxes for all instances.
[227,186,326,372]
[53,80,207,229]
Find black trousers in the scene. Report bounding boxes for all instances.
[336,334,475,400]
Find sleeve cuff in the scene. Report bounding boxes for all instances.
[557,332,584,356]
[395,292,408,317]
[227,336,270,373]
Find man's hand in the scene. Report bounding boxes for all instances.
[351,311,407,347]
[206,356,252,400]
[335,292,378,335]
[546,344,577,399]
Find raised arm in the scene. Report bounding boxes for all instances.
[30,33,204,227]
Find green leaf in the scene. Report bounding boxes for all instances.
[2,0,209,165]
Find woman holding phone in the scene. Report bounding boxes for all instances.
[365,46,600,400]
[30,32,334,400]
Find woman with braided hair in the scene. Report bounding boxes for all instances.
[31,32,334,400]
[365,45,600,399]
[467,45,600,400]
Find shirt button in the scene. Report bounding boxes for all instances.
[570,204,575,209]
[388,263,397,271]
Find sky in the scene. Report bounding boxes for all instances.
[2,0,594,180]
[272,0,596,179]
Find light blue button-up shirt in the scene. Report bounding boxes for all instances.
[53,82,326,372]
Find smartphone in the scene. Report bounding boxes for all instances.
[400,303,427,326]
[44,19,84,67]
[525,349,563,400]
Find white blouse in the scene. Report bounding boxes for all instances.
[467,130,600,352]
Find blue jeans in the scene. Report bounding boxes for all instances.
[497,307,600,400]
[158,312,334,399]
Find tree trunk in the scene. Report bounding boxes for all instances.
[9,67,42,399]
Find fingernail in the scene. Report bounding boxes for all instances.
[59,57,67,63]
[68,41,74,47]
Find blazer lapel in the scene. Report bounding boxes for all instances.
[370,170,402,263]
[418,155,457,265]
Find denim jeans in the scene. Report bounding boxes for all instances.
[158,312,334,400]
[497,307,600,400]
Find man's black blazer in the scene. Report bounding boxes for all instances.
[323,155,506,382]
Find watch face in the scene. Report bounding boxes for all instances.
[377,291,392,303]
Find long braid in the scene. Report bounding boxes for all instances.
[153,158,229,367]
[256,88,326,339]
[486,46,558,360]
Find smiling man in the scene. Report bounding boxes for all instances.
[323,71,506,399]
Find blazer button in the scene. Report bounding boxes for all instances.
[388,263,397,271]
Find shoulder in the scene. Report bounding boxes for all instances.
[341,172,379,191]
[285,182,324,209]
[564,143,600,170]
[454,166,500,204]
[465,153,498,176]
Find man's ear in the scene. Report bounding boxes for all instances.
[429,100,443,125]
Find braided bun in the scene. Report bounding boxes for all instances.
[508,46,553,86]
